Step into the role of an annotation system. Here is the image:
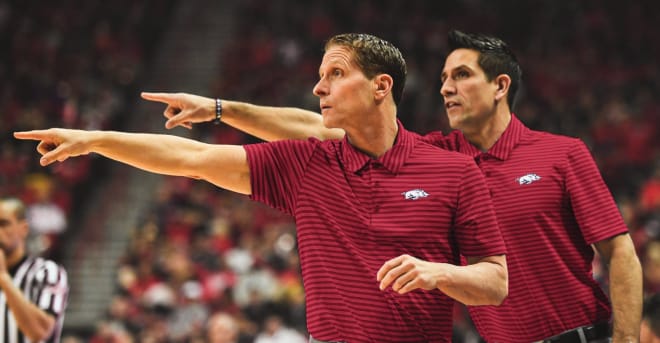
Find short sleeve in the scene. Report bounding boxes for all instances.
[454,159,507,257]
[33,260,69,317]
[563,140,628,244]
[244,139,317,215]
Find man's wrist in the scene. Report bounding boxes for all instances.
[214,98,223,125]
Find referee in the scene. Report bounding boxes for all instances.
[0,198,68,343]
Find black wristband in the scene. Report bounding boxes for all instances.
[214,98,223,125]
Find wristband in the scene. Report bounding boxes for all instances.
[214,98,223,125]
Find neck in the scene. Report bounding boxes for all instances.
[463,108,512,151]
[345,106,398,158]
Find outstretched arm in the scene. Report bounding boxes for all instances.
[14,129,251,194]
[594,233,642,343]
[141,92,345,141]
[376,254,508,306]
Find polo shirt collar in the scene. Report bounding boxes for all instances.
[457,113,529,160]
[342,119,414,174]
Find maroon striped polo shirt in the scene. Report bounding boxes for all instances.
[422,115,628,342]
[245,123,506,343]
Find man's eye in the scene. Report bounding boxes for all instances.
[456,71,469,79]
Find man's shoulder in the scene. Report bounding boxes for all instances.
[416,129,457,141]
[412,139,474,165]
[12,256,67,286]
[26,255,67,273]
[249,137,326,154]
[524,128,585,152]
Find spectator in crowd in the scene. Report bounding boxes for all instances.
[254,315,306,343]
[207,312,239,343]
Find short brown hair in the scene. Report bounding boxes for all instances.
[326,33,407,105]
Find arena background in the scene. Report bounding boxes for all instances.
[1,0,658,341]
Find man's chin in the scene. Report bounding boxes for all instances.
[322,118,339,129]
[446,116,464,130]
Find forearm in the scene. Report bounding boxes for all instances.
[91,131,208,176]
[437,256,508,306]
[0,274,55,341]
[89,131,250,193]
[16,128,251,192]
[608,242,642,342]
[222,100,345,141]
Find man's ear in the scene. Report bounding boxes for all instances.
[494,74,511,102]
[374,74,394,101]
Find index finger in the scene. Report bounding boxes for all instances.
[376,255,404,282]
[14,130,53,141]
[141,92,178,104]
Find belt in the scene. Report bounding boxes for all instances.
[309,335,344,343]
[542,322,611,343]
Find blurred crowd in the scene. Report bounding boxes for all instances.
[2,0,659,342]
[0,0,175,258]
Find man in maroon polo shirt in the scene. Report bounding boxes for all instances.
[141,30,643,342]
[15,33,508,343]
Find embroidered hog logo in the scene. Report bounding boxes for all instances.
[402,189,429,200]
[516,173,541,185]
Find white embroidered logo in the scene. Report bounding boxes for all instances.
[516,173,541,185]
[402,189,429,200]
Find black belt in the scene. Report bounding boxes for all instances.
[542,322,611,343]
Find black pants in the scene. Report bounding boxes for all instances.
[540,322,611,343]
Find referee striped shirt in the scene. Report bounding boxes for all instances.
[1,256,68,343]
[245,123,505,342]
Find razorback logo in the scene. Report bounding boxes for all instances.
[401,189,429,200]
[516,173,541,185]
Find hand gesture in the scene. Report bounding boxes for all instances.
[13,129,91,166]
[141,92,215,130]
[376,254,443,294]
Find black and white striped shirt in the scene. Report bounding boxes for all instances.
[1,256,68,343]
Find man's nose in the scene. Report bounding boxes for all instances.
[441,77,458,97]
[313,78,328,97]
